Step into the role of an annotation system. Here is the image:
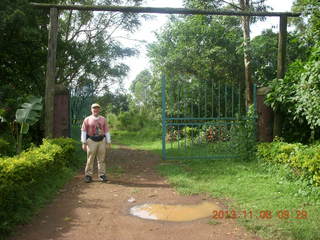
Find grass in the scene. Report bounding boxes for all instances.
[113,129,320,240]
[112,129,163,153]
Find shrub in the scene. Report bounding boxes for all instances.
[46,138,79,169]
[185,127,198,139]
[0,138,77,236]
[257,140,320,186]
[117,111,143,131]
[107,113,119,130]
[0,133,17,157]
[203,125,230,142]
[0,138,11,157]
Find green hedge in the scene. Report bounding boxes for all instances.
[257,139,320,186]
[0,138,78,236]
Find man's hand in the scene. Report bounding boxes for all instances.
[82,143,87,152]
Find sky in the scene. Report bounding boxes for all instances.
[118,0,295,91]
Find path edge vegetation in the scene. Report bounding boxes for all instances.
[112,129,320,240]
[0,138,85,239]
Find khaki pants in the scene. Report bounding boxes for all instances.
[85,138,106,177]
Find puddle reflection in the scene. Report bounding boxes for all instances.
[130,201,220,222]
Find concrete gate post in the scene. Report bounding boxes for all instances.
[54,85,70,138]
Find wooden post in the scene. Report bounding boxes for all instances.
[273,15,287,138]
[45,7,58,138]
[277,16,287,79]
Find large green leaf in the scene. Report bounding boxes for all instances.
[15,96,42,133]
[20,122,30,135]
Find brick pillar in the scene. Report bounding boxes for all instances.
[54,85,70,138]
[257,87,273,142]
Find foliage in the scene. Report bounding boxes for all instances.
[98,90,130,116]
[15,96,42,153]
[148,15,245,117]
[251,30,308,87]
[292,0,320,44]
[266,43,320,141]
[257,139,320,186]
[0,0,144,141]
[107,112,119,130]
[130,70,153,107]
[46,138,79,169]
[265,0,320,142]
[0,133,17,157]
[149,15,243,81]
[0,139,11,157]
[165,105,257,160]
[0,0,51,123]
[71,90,130,123]
[117,109,145,131]
[229,105,257,159]
[59,0,144,115]
[0,109,6,123]
[184,126,199,139]
[0,138,77,237]
[294,44,320,129]
[183,0,270,105]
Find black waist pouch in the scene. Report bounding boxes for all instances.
[87,135,105,142]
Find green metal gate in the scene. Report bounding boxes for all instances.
[161,75,256,160]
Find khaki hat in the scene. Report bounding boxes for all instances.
[91,103,101,108]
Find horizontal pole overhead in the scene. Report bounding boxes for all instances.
[30,3,301,17]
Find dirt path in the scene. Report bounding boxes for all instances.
[10,146,262,240]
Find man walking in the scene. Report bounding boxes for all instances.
[81,103,111,183]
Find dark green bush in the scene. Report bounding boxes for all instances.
[257,139,320,186]
[0,138,77,236]
[0,133,16,157]
[0,138,11,157]
[117,110,144,131]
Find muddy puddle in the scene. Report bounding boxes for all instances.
[130,201,220,222]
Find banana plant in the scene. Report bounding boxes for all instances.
[0,110,6,123]
[15,96,43,153]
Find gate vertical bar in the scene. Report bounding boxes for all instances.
[161,74,167,160]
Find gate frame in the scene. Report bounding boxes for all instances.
[30,2,300,138]
[161,74,257,160]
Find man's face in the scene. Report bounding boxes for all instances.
[91,107,100,116]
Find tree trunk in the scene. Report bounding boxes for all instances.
[273,16,288,138]
[239,0,253,107]
[45,8,59,138]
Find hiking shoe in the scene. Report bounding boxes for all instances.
[84,175,92,183]
[99,174,108,182]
